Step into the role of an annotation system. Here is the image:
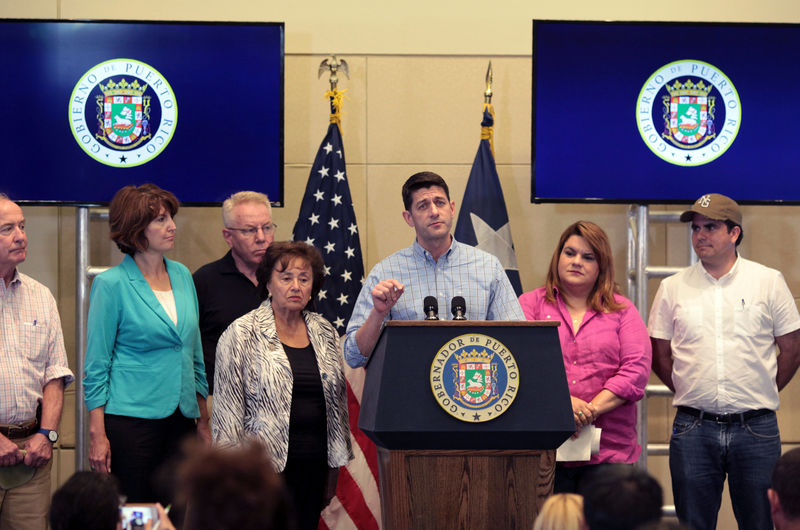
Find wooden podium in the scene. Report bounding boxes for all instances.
[358,321,573,529]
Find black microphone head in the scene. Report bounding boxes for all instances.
[424,296,438,312]
[451,296,466,315]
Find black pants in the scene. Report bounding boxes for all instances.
[105,409,196,503]
[282,456,328,530]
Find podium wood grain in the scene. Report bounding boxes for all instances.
[377,447,556,529]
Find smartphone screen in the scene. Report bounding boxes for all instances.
[120,504,160,530]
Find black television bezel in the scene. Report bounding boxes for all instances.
[531,19,800,206]
[2,18,285,207]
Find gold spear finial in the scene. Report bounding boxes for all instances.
[318,55,350,91]
[484,61,493,103]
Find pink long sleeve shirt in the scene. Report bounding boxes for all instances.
[519,287,652,465]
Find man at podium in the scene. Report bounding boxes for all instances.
[344,171,524,368]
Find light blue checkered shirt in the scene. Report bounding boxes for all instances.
[344,238,524,367]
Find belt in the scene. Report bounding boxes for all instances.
[677,406,773,424]
[0,419,38,439]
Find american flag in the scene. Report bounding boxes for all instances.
[292,100,381,530]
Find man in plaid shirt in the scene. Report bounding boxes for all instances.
[0,194,73,530]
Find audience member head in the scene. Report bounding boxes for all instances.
[545,220,623,313]
[49,471,122,530]
[401,171,450,211]
[179,440,294,530]
[581,467,663,530]
[533,493,584,530]
[769,447,800,529]
[109,183,179,255]
[256,241,325,310]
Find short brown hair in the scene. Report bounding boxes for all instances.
[256,241,325,309]
[401,171,450,211]
[109,184,179,255]
[179,440,294,530]
[545,220,625,313]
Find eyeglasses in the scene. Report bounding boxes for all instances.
[225,223,277,237]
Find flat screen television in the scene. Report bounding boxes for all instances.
[532,20,800,204]
[0,19,284,205]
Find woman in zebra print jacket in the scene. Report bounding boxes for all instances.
[211,241,352,530]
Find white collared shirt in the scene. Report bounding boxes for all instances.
[649,256,800,413]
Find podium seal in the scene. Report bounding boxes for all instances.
[430,333,519,423]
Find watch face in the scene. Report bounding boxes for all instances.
[46,430,58,442]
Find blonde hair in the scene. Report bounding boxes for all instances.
[533,493,584,530]
[221,191,271,227]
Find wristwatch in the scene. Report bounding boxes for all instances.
[37,428,58,443]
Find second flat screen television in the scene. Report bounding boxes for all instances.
[532,20,800,204]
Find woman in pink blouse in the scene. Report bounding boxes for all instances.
[519,221,651,493]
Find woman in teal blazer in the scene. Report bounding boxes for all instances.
[84,184,209,503]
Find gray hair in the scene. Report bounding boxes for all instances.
[221,191,271,227]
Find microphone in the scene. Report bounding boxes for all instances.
[423,296,439,320]
[451,296,467,320]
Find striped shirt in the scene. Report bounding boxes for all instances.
[344,238,524,367]
[0,270,74,424]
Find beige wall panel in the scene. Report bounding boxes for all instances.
[60,387,76,448]
[285,56,367,166]
[49,0,800,55]
[366,56,530,165]
[18,206,59,293]
[56,449,76,489]
[740,204,800,295]
[0,0,56,18]
[57,208,77,367]
[646,394,674,443]
[779,379,800,442]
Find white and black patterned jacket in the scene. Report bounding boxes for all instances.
[211,299,353,471]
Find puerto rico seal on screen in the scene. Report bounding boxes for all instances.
[635,60,741,167]
[430,333,519,423]
[68,58,177,167]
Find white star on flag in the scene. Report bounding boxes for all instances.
[318,166,329,178]
[331,194,342,206]
[470,213,520,270]
[328,218,340,230]
[323,142,333,154]
[309,213,320,225]
[334,170,345,182]
[336,293,349,305]
[341,269,352,282]
[344,247,355,258]
[317,289,327,300]
[313,190,325,201]
[324,241,336,253]
[348,223,358,235]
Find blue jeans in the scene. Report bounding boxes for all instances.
[669,409,780,530]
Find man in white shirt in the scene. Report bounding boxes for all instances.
[648,193,800,530]
[0,194,73,529]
